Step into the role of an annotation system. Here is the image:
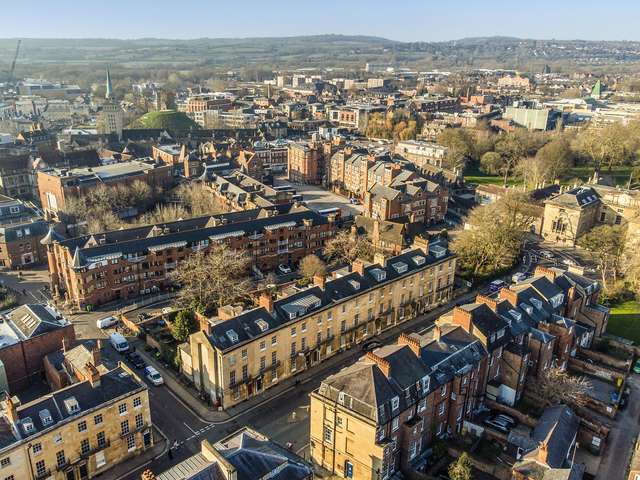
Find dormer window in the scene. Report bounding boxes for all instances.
[39,409,53,427]
[226,329,239,343]
[497,328,505,339]
[392,262,408,274]
[412,255,426,266]
[421,375,430,393]
[531,298,543,310]
[371,268,386,282]
[22,417,35,433]
[391,396,400,411]
[64,397,80,415]
[348,279,360,290]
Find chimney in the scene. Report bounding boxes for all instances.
[366,351,391,377]
[413,236,429,254]
[85,363,101,388]
[91,342,101,366]
[475,294,498,312]
[141,470,157,480]
[452,307,473,333]
[373,252,387,268]
[3,395,19,425]
[218,305,241,320]
[258,291,274,312]
[534,265,558,281]
[433,324,442,342]
[537,441,549,464]
[352,259,366,276]
[498,287,518,307]
[313,274,326,290]
[398,333,421,357]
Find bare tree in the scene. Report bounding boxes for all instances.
[299,254,327,281]
[324,231,374,266]
[170,244,251,314]
[534,367,591,408]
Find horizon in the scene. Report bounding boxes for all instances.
[4,0,640,42]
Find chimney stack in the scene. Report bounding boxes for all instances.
[259,291,274,312]
[352,259,366,276]
[3,395,19,425]
[85,363,101,388]
[313,274,326,290]
[433,324,442,342]
[475,294,498,312]
[365,351,391,377]
[537,441,549,464]
[451,307,473,333]
[534,265,558,282]
[398,333,421,357]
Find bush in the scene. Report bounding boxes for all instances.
[600,281,635,306]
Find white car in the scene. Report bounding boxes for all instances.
[512,272,526,283]
[562,258,576,266]
[278,264,292,275]
[540,250,554,259]
[96,316,118,329]
[144,366,164,386]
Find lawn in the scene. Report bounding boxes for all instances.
[606,300,640,344]
[566,166,633,187]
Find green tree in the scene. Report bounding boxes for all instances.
[479,151,503,175]
[448,452,473,480]
[171,309,198,342]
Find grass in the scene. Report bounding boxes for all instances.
[566,166,633,187]
[606,300,640,344]
[463,166,521,187]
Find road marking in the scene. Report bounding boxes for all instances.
[296,443,310,455]
[183,422,198,434]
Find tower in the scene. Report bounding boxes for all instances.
[97,67,124,140]
[106,66,113,100]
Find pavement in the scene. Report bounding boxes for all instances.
[596,374,640,480]
[273,177,363,217]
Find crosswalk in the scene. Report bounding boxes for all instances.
[174,423,215,448]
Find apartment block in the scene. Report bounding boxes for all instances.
[0,363,151,480]
[185,243,456,409]
[43,205,337,309]
[0,195,49,268]
[288,141,333,185]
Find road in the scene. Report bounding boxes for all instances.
[597,374,640,480]
[273,177,363,217]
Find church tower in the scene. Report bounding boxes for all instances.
[97,66,124,140]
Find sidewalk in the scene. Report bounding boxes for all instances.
[98,428,167,480]
[134,288,479,424]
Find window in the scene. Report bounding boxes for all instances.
[96,431,106,448]
[4,475,14,480]
[0,457,9,467]
[135,413,144,430]
[291,342,296,356]
[323,425,332,442]
[438,403,445,416]
[301,337,306,350]
[121,420,130,435]
[291,327,296,337]
[441,385,447,397]
[260,340,266,351]
[392,417,399,432]
[228,355,236,366]
[126,434,136,452]
[260,356,266,370]
[32,443,42,455]
[301,322,307,332]
[35,460,46,478]
[54,433,63,445]
[241,349,247,360]
[391,396,399,411]
[271,351,277,365]
[271,335,277,346]
[94,414,103,425]
[80,439,90,456]
[118,403,127,415]
[418,398,426,413]
[229,370,236,386]
[78,420,87,432]
[56,450,66,468]
[133,397,142,409]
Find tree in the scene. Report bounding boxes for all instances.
[452,192,536,277]
[494,130,546,186]
[448,452,473,480]
[534,367,591,408]
[324,231,374,266]
[438,128,477,169]
[535,137,574,181]
[171,309,198,342]
[578,225,626,289]
[480,151,503,175]
[299,254,327,281]
[170,245,251,314]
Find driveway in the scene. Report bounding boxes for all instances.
[597,374,640,480]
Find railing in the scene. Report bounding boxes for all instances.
[80,439,111,459]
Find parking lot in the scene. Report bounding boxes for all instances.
[274,177,363,217]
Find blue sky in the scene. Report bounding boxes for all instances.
[4,0,640,41]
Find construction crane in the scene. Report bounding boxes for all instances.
[7,40,21,85]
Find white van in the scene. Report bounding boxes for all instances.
[109,332,129,353]
[96,316,118,329]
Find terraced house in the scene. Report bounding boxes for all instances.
[183,241,456,409]
[0,364,152,480]
[43,205,337,309]
[311,265,609,479]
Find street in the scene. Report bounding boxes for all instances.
[274,177,363,217]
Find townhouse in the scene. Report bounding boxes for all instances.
[0,363,152,480]
[43,205,337,309]
[203,170,295,211]
[184,242,456,409]
[311,265,609,479]
[0,194,49,268]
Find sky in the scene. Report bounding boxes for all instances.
[3,0,640,42]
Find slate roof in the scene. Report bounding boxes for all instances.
[207,246,453,352]
[545,186,600,209]
[5,304,69,339]
[531,405,579,468]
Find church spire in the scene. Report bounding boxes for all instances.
[106,66,113,100]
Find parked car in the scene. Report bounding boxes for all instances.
[562,258,576,266]
[512,272,526,284]
[483,419,509,434]
[278,264,292,275]
[362,339,383,352]
[633,359,640,374]
[109,332,129,353]
[144,366,164,386]
[488,279,507,293]
[126,352,146,370]
[96,316,118,329]
[540,250,554,259]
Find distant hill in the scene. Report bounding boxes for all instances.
[128,110,197,135]
[2,35,640,72]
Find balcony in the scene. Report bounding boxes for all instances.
[80,439,111,459]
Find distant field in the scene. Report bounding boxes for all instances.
[607,300,640,344]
